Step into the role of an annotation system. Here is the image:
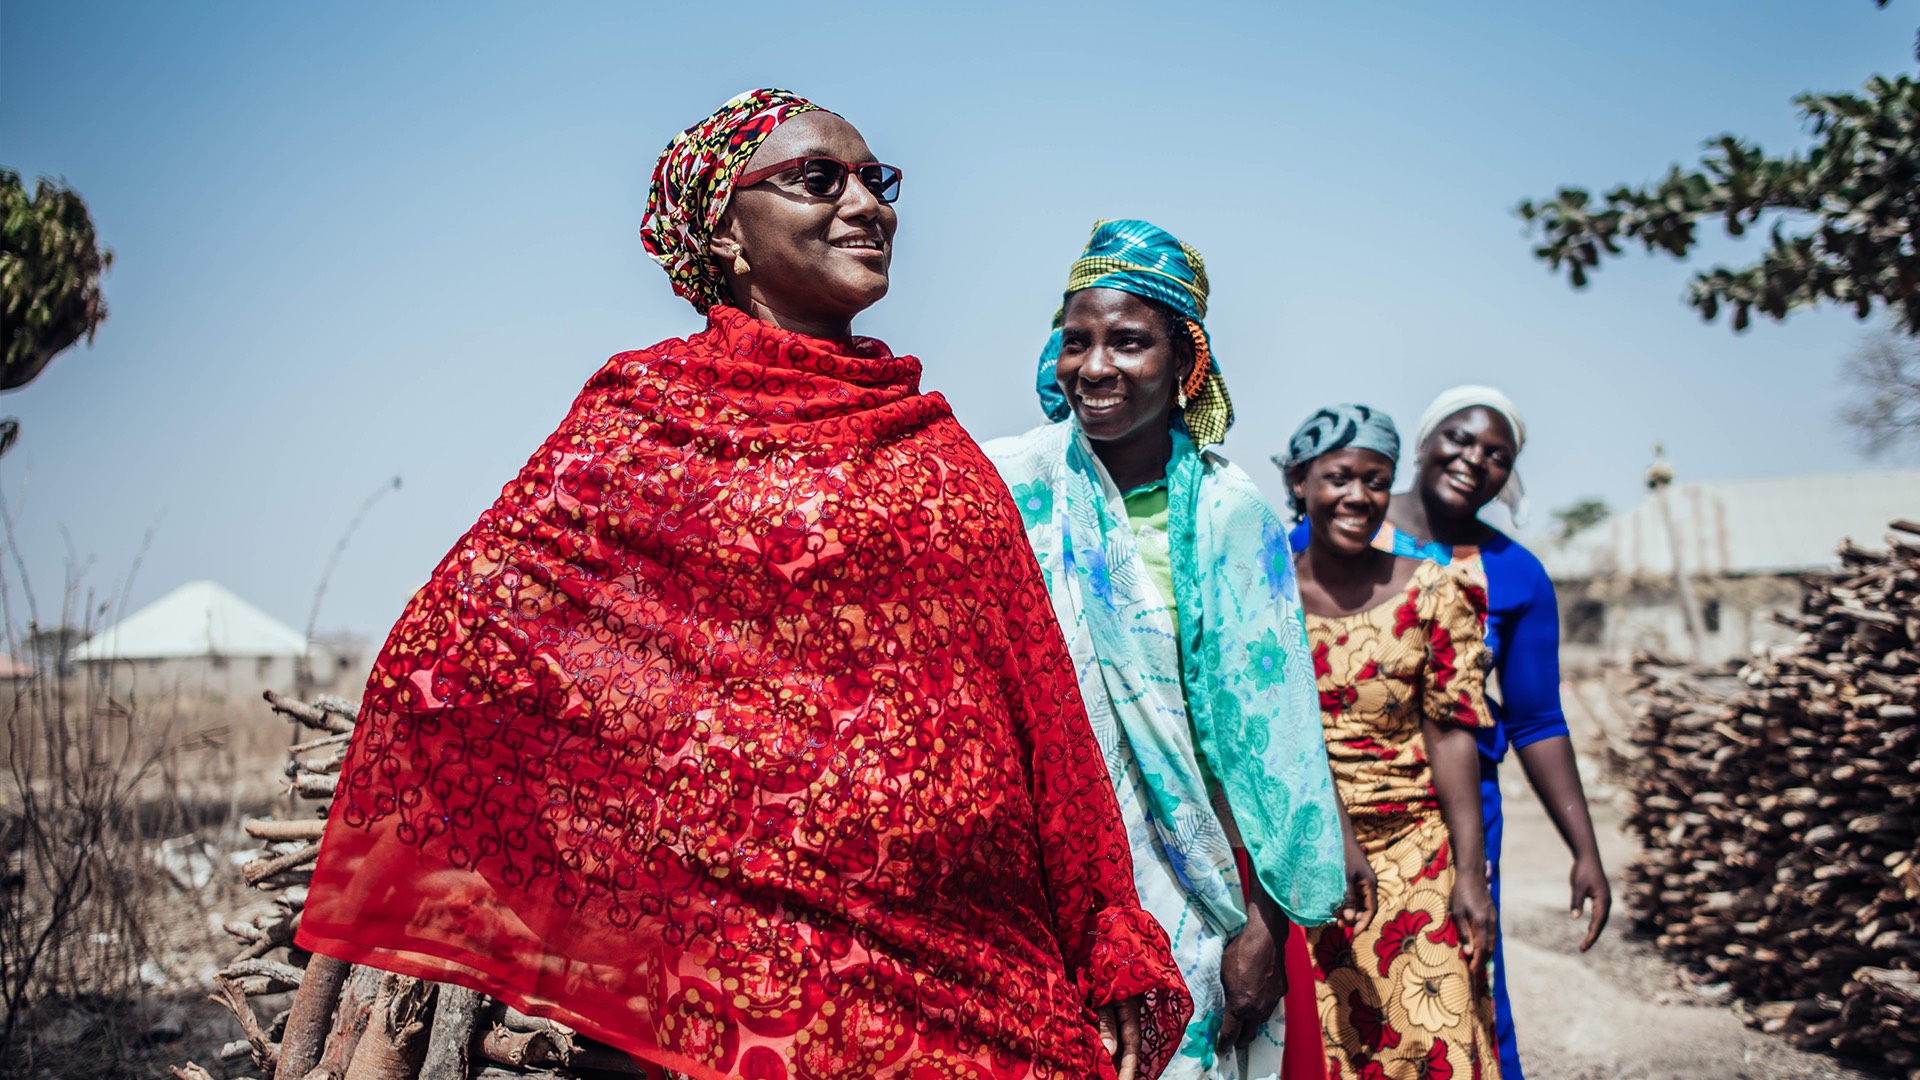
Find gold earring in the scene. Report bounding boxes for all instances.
[732,250,750,275]
[1177,390,1189,409]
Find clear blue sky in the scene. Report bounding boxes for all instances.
[2,1,1913,641]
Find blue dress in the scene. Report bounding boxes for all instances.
[1290,521,1568,1080]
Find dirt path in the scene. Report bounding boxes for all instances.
[1499,774,1870,1080]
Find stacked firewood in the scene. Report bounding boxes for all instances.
[173,692,652,1080]
[1624,520,1920,1077]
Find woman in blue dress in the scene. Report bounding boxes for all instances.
[1283,385,1610,1080]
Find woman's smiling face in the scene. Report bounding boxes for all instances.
[1296,448,1397,556]
[1054,288,1189,447]
[1417,406,1517,517]
[712,112,897,327]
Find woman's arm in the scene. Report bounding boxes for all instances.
[1331,774,1377,930]
[1513,736,1611,949]
[1211,791,1290,1049]
[1425,716,1495,973]
[1501,552,1611,949]
[1217,864,1291,1050]
[1423,570,1498,973]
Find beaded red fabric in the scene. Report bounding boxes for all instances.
[297,307,1190,1080]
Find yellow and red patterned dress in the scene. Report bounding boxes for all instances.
[1303,560,1499,1080]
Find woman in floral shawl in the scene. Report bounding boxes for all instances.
[295,92,1189,1080]
[984,220,1353,1080]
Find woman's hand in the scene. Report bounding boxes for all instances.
[1216,906,1286,1050]
[1093,997,1143,1080]
[1451,874,1498,976]
[1570,853,1611,951]
[1341,832,1378,931]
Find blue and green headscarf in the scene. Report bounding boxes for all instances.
[1036,219,1236,446]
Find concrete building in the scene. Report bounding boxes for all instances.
[68,581,363,701]
[1539,470,1920,671]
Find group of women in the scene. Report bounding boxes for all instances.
[294,90,1611,1080]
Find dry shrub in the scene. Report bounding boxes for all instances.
[0,526,283,1075]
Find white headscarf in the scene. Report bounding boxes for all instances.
[1412,384,1528,527]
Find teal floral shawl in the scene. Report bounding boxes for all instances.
[985,419,1345,931]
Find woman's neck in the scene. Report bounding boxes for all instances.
[1388,488,1488,547]
[1297,541,1403,617]
[1091,427,1173,493]
[741,296,853,341]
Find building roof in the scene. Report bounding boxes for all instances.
[1539,469,1920,581]
[70,581,308,661]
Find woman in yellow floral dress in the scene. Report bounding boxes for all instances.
[1277,405,1501,1080]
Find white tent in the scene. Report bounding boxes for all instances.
[70,581,307,661]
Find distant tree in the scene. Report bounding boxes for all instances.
[1839,325,1920,458]
[1,169,112,392]
[1551,497,1611,543]
[1517,17,1920,334]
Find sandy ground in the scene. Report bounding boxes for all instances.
[1499,774,1871,1080]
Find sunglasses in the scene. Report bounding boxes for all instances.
[735,156,904,205]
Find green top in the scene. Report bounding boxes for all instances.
[1124,478,1224,800]
[1122,481,1178,636]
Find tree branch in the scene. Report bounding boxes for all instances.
[1519,50,1920,335]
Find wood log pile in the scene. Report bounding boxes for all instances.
[172,691,655,1080]
[1624,519,1920,1077]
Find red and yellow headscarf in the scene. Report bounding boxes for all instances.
[640,88,821,313]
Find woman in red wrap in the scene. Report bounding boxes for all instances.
[295,89,1191,1080]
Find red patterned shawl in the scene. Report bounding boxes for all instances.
[297,307,1190,1080]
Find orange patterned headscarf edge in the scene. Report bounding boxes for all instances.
[641,88,821,313]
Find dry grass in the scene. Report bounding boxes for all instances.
[0,670,305,1078]
[0,409,384,1078]
[0,538,317,1078]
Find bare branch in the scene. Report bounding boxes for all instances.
[1837,324,1920,458]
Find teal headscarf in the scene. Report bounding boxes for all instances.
[1277,404,1401,471]
[1036,219,1235,446]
